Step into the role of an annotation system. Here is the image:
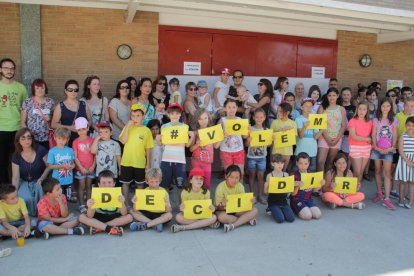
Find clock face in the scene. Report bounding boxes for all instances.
[117,44,132,60]
[359,54,372,68]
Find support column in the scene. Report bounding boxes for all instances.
[20,4,42,93]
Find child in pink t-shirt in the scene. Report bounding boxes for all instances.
[73,117,95,214]
[347,102,373,186]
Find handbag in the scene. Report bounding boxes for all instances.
[33,97,56,148]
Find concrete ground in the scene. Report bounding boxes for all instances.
[1,173,413,276]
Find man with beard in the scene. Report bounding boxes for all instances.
[227,69,245,117]
[0,58,27,185]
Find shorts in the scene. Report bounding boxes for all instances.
[318,136,342,149]
[93,212,121,223]
[38,216,78,232]
[139,210,170,222]
[0,218,37,231]
[290,198,315,215]
[119,166,146,185]
[75,170,96,180]
[160,162,186,189]
[247,157,266,172]
[370,149,393,162]
[349,145,372,159]
[220,150,245,168]
[340,136,349,153]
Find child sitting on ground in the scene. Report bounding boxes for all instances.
[36,178,84,239]
[129,168,173,232]
[0,185,35,239]
[79,170,132,236]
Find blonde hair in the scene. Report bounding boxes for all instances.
[54,127,71,139]
[146,168,162,180]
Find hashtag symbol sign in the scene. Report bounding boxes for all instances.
[170,129,179,139]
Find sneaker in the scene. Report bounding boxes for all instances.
[382,198,396,210]
[155,223,163,232]
[0,248,12,258]
[258,196,267,205]
[373,192,384,203]
[31,229,49,240]
[78,205,87,214]
[390,191,400,199]
[265,207,271,216]
[249,218,257,226]
[209,221,221,229]
[89,227,104,235]
[130,222,147,231]
[223,224,235,233]
[171,224,185,233]
[73,227,84,235]
[398,201,405,208]
[404,203,412,209]
[108,226,123,236]
[329,202,337,209]
[351,202,365,210]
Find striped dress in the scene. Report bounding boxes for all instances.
[395,134,414,182]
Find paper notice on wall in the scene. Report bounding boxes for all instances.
[311,67,325,79]
[387,80,403,90]
[183,62,201,75]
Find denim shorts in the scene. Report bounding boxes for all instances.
[38,216,77,232]
[247,157,266,172]
[75,170,96,180]
[370,149,393,162]
[0,218,37,231]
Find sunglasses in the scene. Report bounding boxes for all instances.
[233,76,243,79]
[157,82,166,86]
[20,135,32,141]
[189,87,198,91]
[257,83,264,86]
[66,88,79,93]
[120,86,130,90]
[389,94,397,97]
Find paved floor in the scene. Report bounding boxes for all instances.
[1,174,413,276]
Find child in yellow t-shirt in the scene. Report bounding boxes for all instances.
[129,168,172,232]
[215,165,258,233]
[119,103,154,199]
[171,168,219,233]
[0,185,34,239]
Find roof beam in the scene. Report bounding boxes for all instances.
[125,0,139,23]
[377,30,414,44]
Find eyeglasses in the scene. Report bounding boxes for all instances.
[120,86,130,90]
[66,88,79,93]
[233,76,243,79]
[257,83,264,86]
[189,87,198,91]
[389,94,397,97]
[20,135,32,141]
[1,67,15,71]
[157,82,166,86]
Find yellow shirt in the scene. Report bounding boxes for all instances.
[120,125,154,168]
[0,198,28,222]
[181,189,210,201]
[396,112,413,138]
[214,181,245,206]
[271,118,297,155]
[144,187,170,213]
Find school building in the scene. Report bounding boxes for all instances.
[1,0,414,100]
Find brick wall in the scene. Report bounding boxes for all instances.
[41,6,158,101]
[337,30,414,95]
[0,3,22,82]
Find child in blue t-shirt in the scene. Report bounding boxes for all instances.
[47,127,75,201]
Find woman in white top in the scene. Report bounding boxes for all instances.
[109,80,131,142]
[81,76,109,137]
[269,77,289,121]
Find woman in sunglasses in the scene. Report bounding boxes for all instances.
[52,80,92,146]
[151,75,170,124]
[386,89,401,114]
[183,82,199,124]
[246,78,274,127]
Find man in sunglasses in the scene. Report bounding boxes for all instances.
[228,69,246,117]
[0,58,28,185]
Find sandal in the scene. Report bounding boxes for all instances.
[209,221,220,229]
[249,218,257,226]
[0,248,12,258]
[352,202,365,210]
[223,224,234,233]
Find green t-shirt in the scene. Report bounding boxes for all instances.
[0,81,27,131]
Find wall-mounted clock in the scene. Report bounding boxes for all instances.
[117,44,132,60]
[359,54,372,68]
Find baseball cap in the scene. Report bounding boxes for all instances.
[220,68,231,75]
[74,117,88,130]
[131,103,147,112]
[197,80,208,87]
[96,121,112,130]
[189,167,205,178]
[167,102,183,112]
